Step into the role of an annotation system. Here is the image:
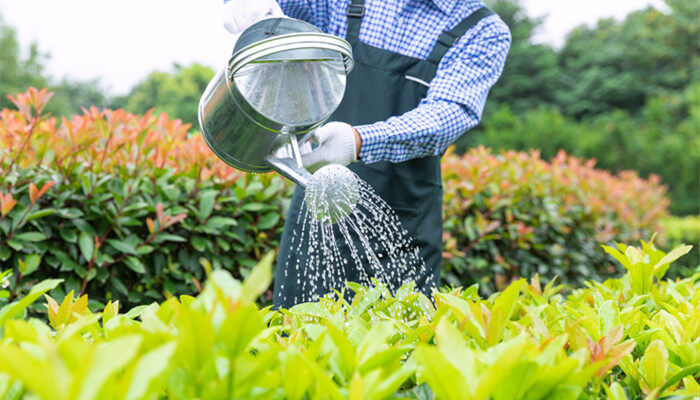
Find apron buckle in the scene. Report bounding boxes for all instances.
[347,4,365,18]
[437,31,459,47]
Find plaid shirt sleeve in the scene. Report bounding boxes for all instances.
[356,16,511,164]
[276,0,330,31]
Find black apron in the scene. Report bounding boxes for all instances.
[274,1,494,308]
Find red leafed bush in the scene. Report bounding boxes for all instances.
[440,147,670,292]
[0,88,672,307]
[1,88,291,308]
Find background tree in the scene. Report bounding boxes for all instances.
[0,10,110,117]
[112,63,215,127]
[0,12,48,110]
[484,0,562,113]
[557,0,700,118]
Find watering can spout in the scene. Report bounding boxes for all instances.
[264,133,313,189]
[265,154,312,189]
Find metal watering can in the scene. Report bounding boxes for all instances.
[198,18,354,189]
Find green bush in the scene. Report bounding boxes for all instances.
[0,89,292,309]
[441,147,669,293]
[1,89,671,307]
[0,242,698,399]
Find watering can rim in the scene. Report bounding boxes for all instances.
[226,31,355,78]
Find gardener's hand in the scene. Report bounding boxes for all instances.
[222,0,284,35]
[301,122,362,173]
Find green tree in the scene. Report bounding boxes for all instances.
[47,78,110,116]
[474,84,700,215]
[557,0,700,117]
[0,12,49,110]
[0,10,110,117]
[485,0,562,112]
[114,63,214,127]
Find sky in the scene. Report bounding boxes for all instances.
[1,0,667,95]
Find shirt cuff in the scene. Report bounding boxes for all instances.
[355,123,387,164]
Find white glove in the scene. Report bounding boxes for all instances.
[301,122,359,173]
[222,0,285,35]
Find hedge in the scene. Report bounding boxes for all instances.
[441,147,669,293]
[0,88,292,308]
[0,241,698,399]
[0,88,671,307]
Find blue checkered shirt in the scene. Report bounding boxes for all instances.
[229,0,511,163]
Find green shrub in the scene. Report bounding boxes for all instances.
[1,88,671,306]
[0,241,697,399]
[441,147,669,293]
[0,88,292,309]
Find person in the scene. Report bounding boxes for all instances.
[222,0,511,308]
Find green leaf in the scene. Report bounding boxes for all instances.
[106,239,137,255]
[258,213,280,230]
[282,353,311,400]
[198,190,218,221]
[242,203,265,212]
[136,245,155,255]
[205,216,238,229]
[219,304,264,359]
[413,346,470,400]
[78,231,94,261]
[487,279,524,346]
[326,323,357,379]
[0,245,10,261]
[58,208,84,218]
[602,245,632,270]
[124,342,177,400]
[59,227,78,243]
[191,236,206,252]
[77,335,143,400]
[1,344,56,399]
[0,279,63,325]
[125,257,147,274]
[13,231,46,242]
[640,340,668,390]
[111,277,129,296]
[605,382,627,400]
[154,234,186,243]
[657,364,700,395]
[434,318,475,381]
[652,245,692,278]
[6,239,23,251]
[240,253,273,303]
[18,254,41,276]
[473,339,528,400]
[629,261,654,295]
[27,208,56,221]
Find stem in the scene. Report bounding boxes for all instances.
[79,248,98,296]
[104,227,162,268]
[85,127,114,200]
[0,199,37,246]
[6,110,41,172]
[79,181,134,295]
[7,273,24,303]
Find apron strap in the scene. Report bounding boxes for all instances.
[346,0,366,42]
[427,6,495,65]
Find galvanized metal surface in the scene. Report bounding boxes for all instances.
[198,18,354,180]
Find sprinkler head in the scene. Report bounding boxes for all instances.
[304,164,360,224]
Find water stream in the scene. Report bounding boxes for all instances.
[279,164,429,305]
